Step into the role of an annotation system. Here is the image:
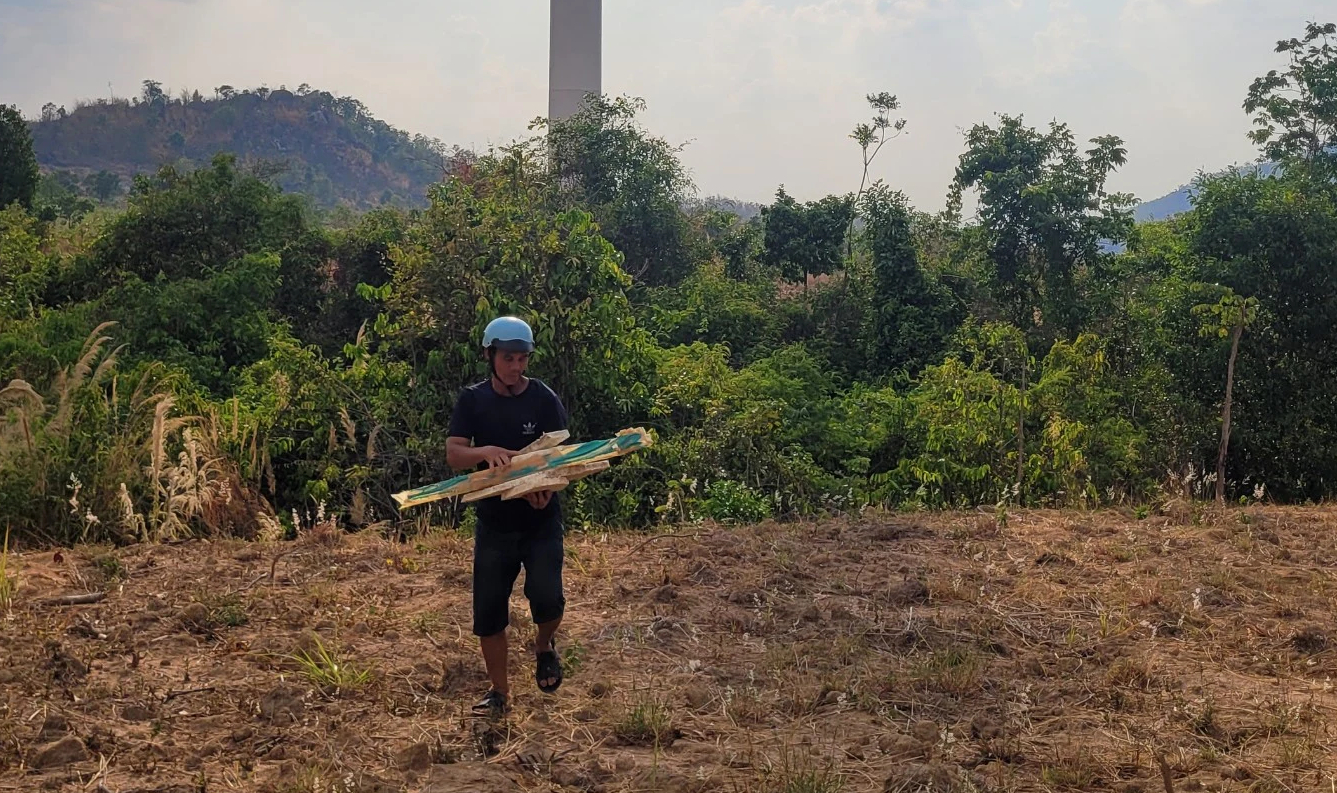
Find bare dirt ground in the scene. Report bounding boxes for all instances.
[3,504,1337,793]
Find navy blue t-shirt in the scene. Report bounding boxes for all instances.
[447,378,569,529]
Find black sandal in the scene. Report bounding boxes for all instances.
[535,644,563,694]
[471,688,508,717]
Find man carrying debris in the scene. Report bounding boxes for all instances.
[446,315,568,717]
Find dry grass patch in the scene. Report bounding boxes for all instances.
[5,507,1337,791]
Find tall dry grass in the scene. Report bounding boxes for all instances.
[0,322,245,545]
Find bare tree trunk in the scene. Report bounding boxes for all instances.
[1216,313,1244,506]
[1017,353,1027,502]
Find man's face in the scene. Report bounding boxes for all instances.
[492,349,530,386]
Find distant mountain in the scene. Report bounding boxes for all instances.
[1134,161,1281,223]
[28,84,461,210]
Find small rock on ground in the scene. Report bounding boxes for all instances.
[32,735,88,768]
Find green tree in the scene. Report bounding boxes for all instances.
[387,144,656,440]
[717,217,763,281]
[0,105,40,210]
[84,170,123,203]
[949,114,1136,341]
[34,170,95,222]
[1244,21,1337,177]
[761,187,854,285]
[141,79,166,106]
[0,205,50,320]
[848,91,907,257]
[860,183,961,377]
[1192,289,1259,505]
[47,155,334,392]
[541,95,696,286]
[1183,168,1337,500]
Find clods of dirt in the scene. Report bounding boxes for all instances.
[884,762,971,792]
[419,759,524,791]
[649,584,678,603]
[257,683,305,724]
[31,735,88,768]
[396,741,433,772]
[120,703,154,722]
[1291,625,1328,653]
[911,719,940,743]
[886,578,931,606]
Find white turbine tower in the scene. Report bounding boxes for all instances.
[549,0,602,121]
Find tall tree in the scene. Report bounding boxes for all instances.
[541,95,696,286]
[1244,21,1337,178]
[850,92,908,204]
[860,183,960,377]
[1193,290,1259,505]
[848,91,907,259]
[0,105,40,211]
[1183,168,1337,500]
[948,114,1136,342]
[760,187,854,285]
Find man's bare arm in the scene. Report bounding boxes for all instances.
[446,437,514,470]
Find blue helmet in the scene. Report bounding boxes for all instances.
[482,316,535,353]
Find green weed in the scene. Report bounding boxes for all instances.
[0,525,14,610]
[613,695,675,746]
[289,635,372,694]
[911,647,985,695]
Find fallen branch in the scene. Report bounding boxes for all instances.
[632,530,715,552]
[164,686,215,703]
[39,592,106,606]
[1155,751,1175,793]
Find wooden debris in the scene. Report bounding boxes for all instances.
[40,592,107,607]
[164,686,216,703]
[393,428,651,510]
[518,430,569,454]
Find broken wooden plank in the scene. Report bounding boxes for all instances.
[461,461,611,503]
[462,471,555,503]
[393,428,652,510]
[518,430,570,454]
[501,474,569,500]
[556,460,610,482]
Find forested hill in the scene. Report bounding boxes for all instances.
[28,82,457,210]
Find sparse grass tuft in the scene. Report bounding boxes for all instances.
[911,647,985,695]
[187,589,250,630]
[209,593,249,627]
[0,526,13,610]
[561,638,587,676]
[289,635,372,694]
[93,552,125,583]
[737,746,845,793]
[1106,656,1153,690]
[725,685,771,726]
[1039,748,1101,790]
[613,694,676,746]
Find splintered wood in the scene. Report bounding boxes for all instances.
[391,428,652,510]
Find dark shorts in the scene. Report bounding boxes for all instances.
[471,515,566,637]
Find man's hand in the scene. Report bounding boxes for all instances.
[446,438,515,471]
[479,446,514,469]
[523,489,553,510]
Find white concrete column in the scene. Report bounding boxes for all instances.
[549,0,602,121]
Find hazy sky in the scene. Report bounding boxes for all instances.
[0,0,1328,212]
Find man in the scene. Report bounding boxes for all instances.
[446,315,569,717]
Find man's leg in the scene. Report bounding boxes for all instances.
[522,517,566,692]
[473,523,521,709]
[479,631,509,695]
